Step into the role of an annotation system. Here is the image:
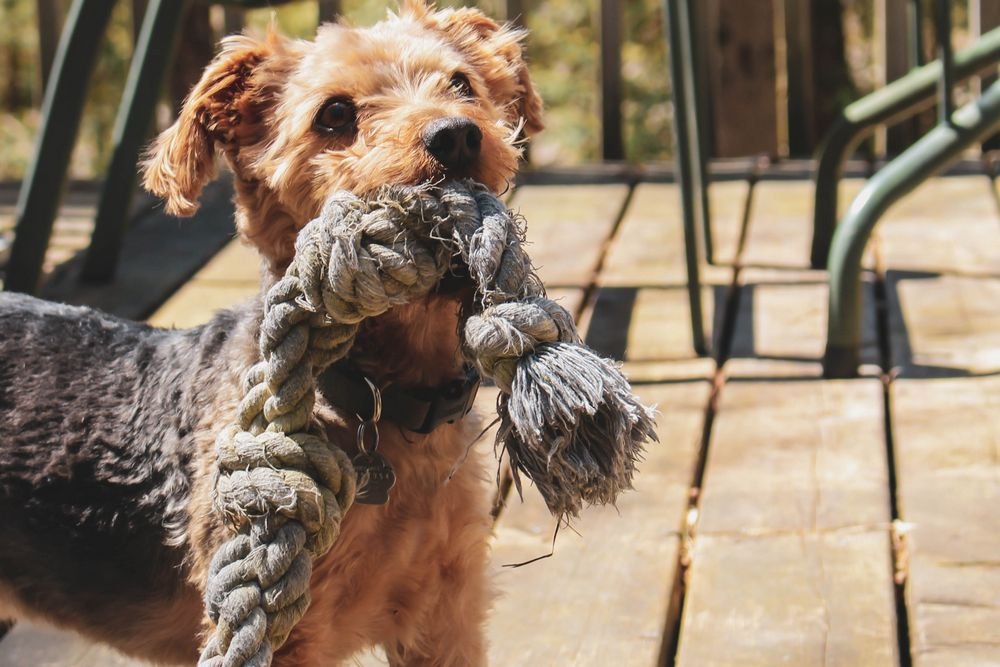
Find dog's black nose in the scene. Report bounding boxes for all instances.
[423,116,482,171]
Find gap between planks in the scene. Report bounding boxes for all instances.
[672,172,902,667]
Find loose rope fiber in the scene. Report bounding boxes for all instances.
[199,182,656,666]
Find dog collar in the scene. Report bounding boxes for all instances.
[317,360,480,434]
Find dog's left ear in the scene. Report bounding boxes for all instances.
[143,34,282,216]
[412,5,544,136]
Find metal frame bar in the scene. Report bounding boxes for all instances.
[4,0,116,294]
[664,0,708,355]
[810,26,1000,269]
[823,78,1000,378]
[81,0,190,283]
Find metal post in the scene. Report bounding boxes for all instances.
[686,0,713,265]
[81,0,189,283]
[5,0,115,294]
[810,26,1000,269]
[664,0,707,355]
[824,79,1000,377]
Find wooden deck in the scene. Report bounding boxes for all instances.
[2,170,999,666]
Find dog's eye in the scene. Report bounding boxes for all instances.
[449,73,474,99]
[315,99,356,133]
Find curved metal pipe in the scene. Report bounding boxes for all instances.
[823,79,1000,378]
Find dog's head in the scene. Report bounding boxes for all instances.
[143,0,543,271]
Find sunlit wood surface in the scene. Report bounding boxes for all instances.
[2,171,998,667]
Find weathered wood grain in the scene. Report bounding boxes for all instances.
[741,178,866,271]
[678,530,900,667]
[727,178,877,377]
[881,177,1000,665]
[675,172,899,663]
[677,377,899,666]
[599,181,748,287]
[507,183,630,287]
[488,382,710,665]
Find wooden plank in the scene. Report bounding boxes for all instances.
[875,0,916,153]
[729,178,877,377]
[489,381,711,665]
[508,183,630,287]
[589,180,747,379]
[599,0,623,160]
[0,622,148,666]
[880,175,1000,665]
[972,0,1000,108]
[783,0,815,155]
[882,176,1000,376]
[583,285,716,382]
[893,378,1000,667]
[675,173,899,663]
[879,176,999,278]
[35,180,236,320]
[704,0,778,157]
[741,178,866,271]
[600,181,747,287]
[699,379,891,535]
[679,531,900,667]
[678,378,898,665]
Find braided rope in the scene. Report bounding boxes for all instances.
[199,189,455,666]
[199,182,655,666]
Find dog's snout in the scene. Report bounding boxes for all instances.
[422,116,482,171]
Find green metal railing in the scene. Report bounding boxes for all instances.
[810,26,1000,270]
[3,0,314,295]
[821,0,1000,377]
[663,0,712,356]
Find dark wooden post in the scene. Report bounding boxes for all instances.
[876,0,916,155]
[318,0,340,24]
[169,3,214,113]
[505,0,524,25]
[600,0,624,160]
[784,0,815,156]
[704,0,779,157]
[223,7,244,35]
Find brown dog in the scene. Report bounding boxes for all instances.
[0,2,541,665]
[147,2,544,664]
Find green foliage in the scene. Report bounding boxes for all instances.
[0,0,720,178]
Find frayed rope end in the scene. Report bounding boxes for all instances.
[496,342,658,519]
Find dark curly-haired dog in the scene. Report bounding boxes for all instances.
[0,2,542,664]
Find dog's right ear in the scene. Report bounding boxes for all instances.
[143,35,277,217]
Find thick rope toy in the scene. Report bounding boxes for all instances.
[199,182,657,666]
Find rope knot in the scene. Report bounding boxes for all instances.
[201,179,657,667]
[463,297,579,392]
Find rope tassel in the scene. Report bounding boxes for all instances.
[200,181,656,666]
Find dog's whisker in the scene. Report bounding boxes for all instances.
[445,416,501,485]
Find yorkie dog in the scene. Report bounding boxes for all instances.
[0,2,542,664]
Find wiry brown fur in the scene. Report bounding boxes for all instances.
[142,2,543,665]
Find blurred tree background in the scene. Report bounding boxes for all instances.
[0,0,975,180]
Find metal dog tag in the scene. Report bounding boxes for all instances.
[352,450,396,505]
